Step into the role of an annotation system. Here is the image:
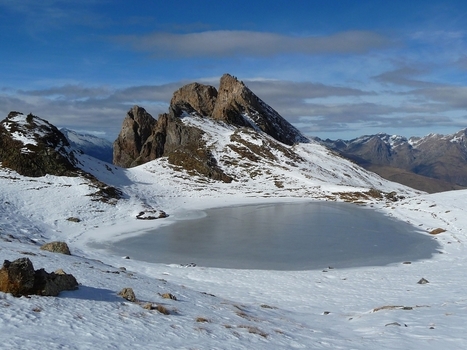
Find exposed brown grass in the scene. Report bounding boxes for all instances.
[429,228,447,235]
[238,325,268,338]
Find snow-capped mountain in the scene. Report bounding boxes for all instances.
[61,128,113,164]
[109,74,414,202]
[319,129,467,193]
[2,75,467,349]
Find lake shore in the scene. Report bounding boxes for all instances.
[98,200,440,271]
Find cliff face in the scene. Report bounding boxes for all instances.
[112,74,308,182]
[112,106,157,168]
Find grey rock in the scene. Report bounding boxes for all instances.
[0,258,36,296]
[113,106,157,167]
[0,258,78,297]
[118,287,136,302]
[40,241,71,255]
[32,268,79,296]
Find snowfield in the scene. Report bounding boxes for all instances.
[1,136,467,349]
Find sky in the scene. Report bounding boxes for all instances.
[1,0,467,141]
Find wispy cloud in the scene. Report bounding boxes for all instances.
[373,67,437,88]
[0,0,110,33]
[413,86,467,109]
[114,30,391,58]
[247,80,374,100]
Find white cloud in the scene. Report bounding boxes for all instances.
[115,30,391,58]
[2,75,467,141]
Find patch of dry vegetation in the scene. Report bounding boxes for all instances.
[429,228,447,235]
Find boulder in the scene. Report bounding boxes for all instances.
[40,241,71,255]
[32,268,78,296]
[118,287,136,302]
[0,258,35,296]
[0,258,78,297]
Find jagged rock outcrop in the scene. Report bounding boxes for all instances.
[0,258,78,297]
[113,106,157,168]
[212,74,307,145]
[114,106,232,181]
[113,74,308,182]
[171,82,218,117]
[0,112,79,177]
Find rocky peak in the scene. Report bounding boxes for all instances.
[170,82,218,117]
[113,106,157,168]
[0,112,79,177]
[212,74,307,145]
[169,74,307,146]
[112,74,309,181]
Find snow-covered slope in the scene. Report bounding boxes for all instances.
[2,111,467,349]
[123,113,415,201]
[2,155,467,349]
[61,128,113,164]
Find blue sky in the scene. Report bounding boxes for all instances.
[1,0,467,140]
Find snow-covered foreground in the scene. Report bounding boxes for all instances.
[1,151,466,349]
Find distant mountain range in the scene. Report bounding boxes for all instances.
[318,130,467,193]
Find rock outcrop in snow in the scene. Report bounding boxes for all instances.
[113,106,157,168]
[0,112,79,177]
[0,258,78,297]
[0,111,123,203]
[112,74,307,182]
[211,74,307,145]
[171,82,218,117]
[113,104,232,181]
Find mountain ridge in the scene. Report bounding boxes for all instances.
[0,74,420,215]
[319,129,467,193]
[113,74,307,173]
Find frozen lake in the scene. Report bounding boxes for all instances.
[105,201,440,270]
